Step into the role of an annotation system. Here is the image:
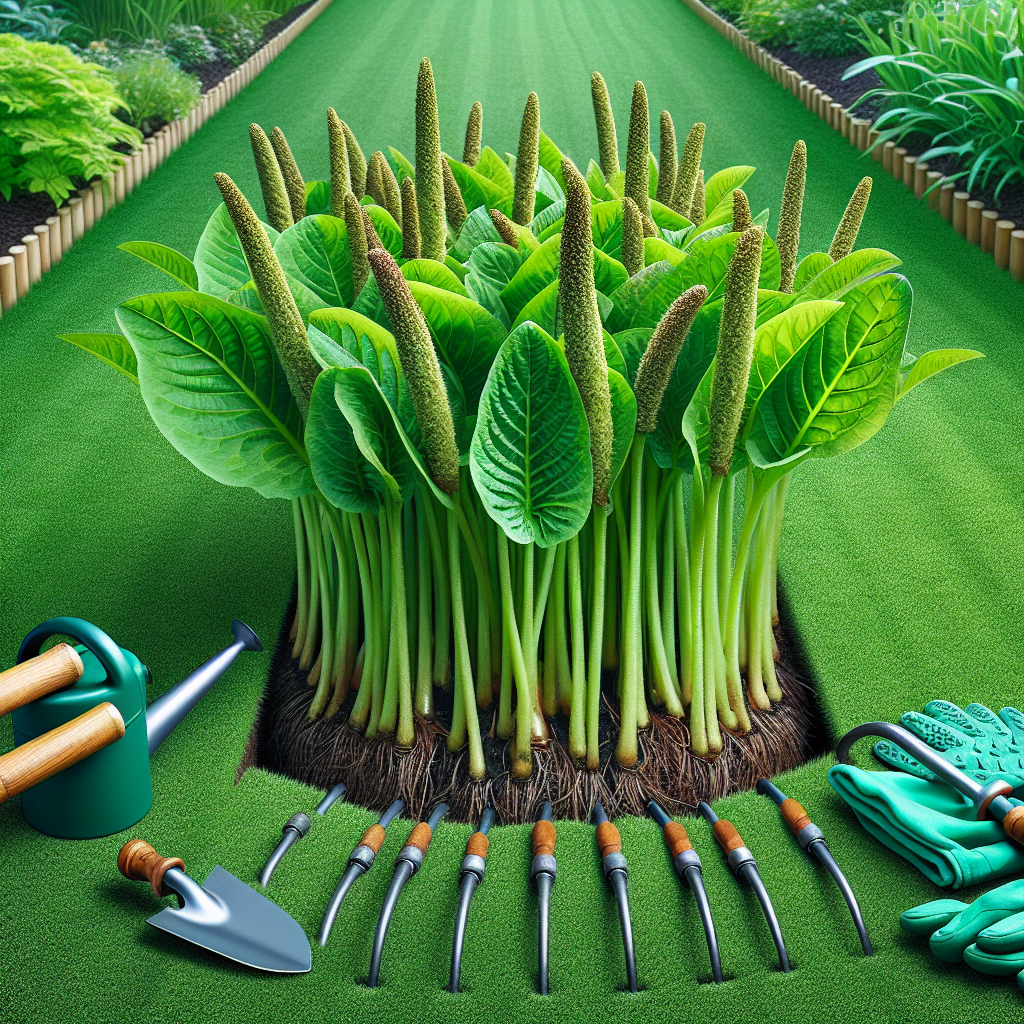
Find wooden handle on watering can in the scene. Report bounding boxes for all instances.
[0,643,85,717]
[0,702,124,804]
[118,839,185,897]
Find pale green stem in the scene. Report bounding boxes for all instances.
[307,502,336,720]
[415,494,433,718]
[347,511,376,730]
[497,530,534,777]
[298,495,320,670]
[717,473,734,634]
[587,507,608,770]
[770,472,793,627]
[567,533,587,760]
[673,475,690,693]
[291,498,309,659]
[419,487,450,687]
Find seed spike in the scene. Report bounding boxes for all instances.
[635,285,708,433]
[777,140,807,294]
[341,120,367,199]
[828,176,872,262]
[709,226,763,476]
[671,122,705,218]
[621,196,644,278]
[327,108,350,218]
[361,209,385,254]
[560,158,613,506]
[248,124,292,233]
[401,177,421,259]
[270,126,306,223]
[512,91,540,226]
[214,173,316,416]
[591,71,619,179]
[732,189,753,233]
[656,110,677,207]
[441,156,468,233]
[489,208,519,249]
[625,81,651,220]
[690,168,706,228]
[343,191,369,297]
[365,152,385,209]
[372,151,402,227]
[415,57,446,261]
[368,248,460,494]
[463,101,482,167]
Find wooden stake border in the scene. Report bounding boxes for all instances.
[0,0,335,317]
[674,0,1023,282]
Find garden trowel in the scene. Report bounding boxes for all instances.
[118,839,311,973]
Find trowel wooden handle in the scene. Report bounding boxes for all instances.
[0,701,124,804]
[118,839,185,898]
[0,644,84,717]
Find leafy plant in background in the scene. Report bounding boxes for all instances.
[0,34,140,202]
[204,5,265,64]
[164,22,217,66]
[0,0,73,40]
[111,52,201,134]
[848,0,1024,199]
[62,61,981,780]
[739,0,897,56]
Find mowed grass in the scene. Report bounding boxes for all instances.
[0,1,1021,1021]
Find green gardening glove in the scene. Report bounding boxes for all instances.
[874,701,1024,791]
[901,878,1024,990]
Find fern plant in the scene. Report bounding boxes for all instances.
[0,34,140,203]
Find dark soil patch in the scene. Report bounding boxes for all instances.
[0,191,57,255]
[240,578,829,824]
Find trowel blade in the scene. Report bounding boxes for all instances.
[146,866,311,973]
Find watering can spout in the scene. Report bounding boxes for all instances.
[146,619,262,756]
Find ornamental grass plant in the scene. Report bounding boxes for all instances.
[62,61,982,790]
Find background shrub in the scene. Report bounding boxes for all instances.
[0,33,140,202]
[110,52,201,134]
[741,0,897,56]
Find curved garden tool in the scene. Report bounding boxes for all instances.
[901,877,1024,990]
[873,701,1024,790]
[757,779,873,955]
[367,802,449,987]
[449,805,495,993]
[259,782,347,887]
[698,801,791,972]
[7,617,260,838]
[836,721,1024,850]
[648,799,723,982]
[593,800,638,993]
[118,839,311,973]
[530,801,557,995]
[318,798,404,946]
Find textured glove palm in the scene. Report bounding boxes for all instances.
[875,701,1024,790]
[901,878,1024,990]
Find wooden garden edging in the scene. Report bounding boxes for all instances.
[0,0,335,317]
[675,0,1024,282]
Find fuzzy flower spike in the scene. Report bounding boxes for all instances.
[415,57,446,261]
[248,124,292,233]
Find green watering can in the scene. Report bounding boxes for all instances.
[7,616,261,839]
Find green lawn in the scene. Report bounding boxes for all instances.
[1,0,1022,1020]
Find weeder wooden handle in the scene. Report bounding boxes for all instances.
[532,819,556,857]
[713,819,746,854]
[596,820,622,859]
[118,839,185,897]
[780,798,812,835]
[663,821,692,857]
[406,822,434,853]
[0,644,84,717]
[0,702,124,804]
[358,823,387,854]
[466,831,489,859]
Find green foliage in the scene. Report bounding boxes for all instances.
[848,0,1024,199]
[0,34,139,202]
[164,22,216,66]
[0,1,73,41]
[110,52,199,133]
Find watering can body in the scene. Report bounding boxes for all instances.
[11,617,151,839]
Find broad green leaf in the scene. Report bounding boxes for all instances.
[388,147,415,184]
[512,279,560,335]
[57,333,139,385]
[536,200,627,259]
[470,321,592,547]
[703,166,756,216]
[118,241,198,290]
[409,280,507,410]
[445,155,511,214]
[752,274,913,461]
[552,330,628,382]
[450,205,504,262]
[307,308,400,387]
[644,237,685,267]
[274,214,353,308]
[535,166,564,207]
[606,260,675,332]
[586,159,614,200]
[793,252,832,292]
[796,248,902,300]
[605,171,625,198]
[607,366,638,490]
[648,152,659,201]
[897,348,983,401]
[444,255,469,282]
[537,130,567,191]
[284,271,332,324]
[193,202,279,298]
[464,242,521,329]
[398,362,469,461]
[364,205,404,259]
[350,276,389,327]
[304,180,331,215]
[114,292,311,499]
[401,258,470,296]
[650,200,691,236]
[530,198,565,239]
[474,146,515,194]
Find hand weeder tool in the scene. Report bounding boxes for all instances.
[530,801,557,995]
[836,721,1024,847]
[118,839,311,973]
[259,782,348,887]
[757,778,873,956]
[319,798,404,946]
[367,802,449,987]
[648,799,723,982]
[698,801,791,972]
[449,804,496,993]
[593,800,639,993]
